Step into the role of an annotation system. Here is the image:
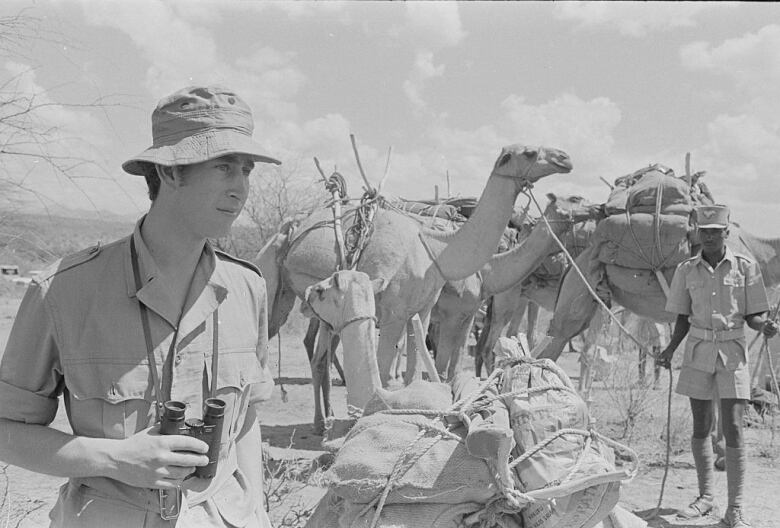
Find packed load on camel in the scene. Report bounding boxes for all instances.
[300,270,644,528]
[589,164,715,302]
[305,334,643,528]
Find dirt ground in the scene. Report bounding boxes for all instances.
[1,293,780,528]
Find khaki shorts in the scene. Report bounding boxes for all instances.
[676,355,750,400]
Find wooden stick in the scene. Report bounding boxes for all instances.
[313,157,328,183]
[377,145,392,193]
[350,134,374,193]
[410,314,441,383]
[599,176,614,190]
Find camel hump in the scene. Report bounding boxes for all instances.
[215,249,264,278]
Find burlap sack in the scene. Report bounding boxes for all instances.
[501,358,589,491]
[501,358,624,528]
[325,413,497,505]
[593,213,691,269]
[338,500,483,528]
[362,380,452,416]
[626,171,690,213]
[605,264,675,297]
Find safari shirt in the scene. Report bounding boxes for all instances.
[0,219,274,527]
[665,247,769,373]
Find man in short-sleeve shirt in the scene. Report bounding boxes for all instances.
[0,86,279,527]
[659,204,777,528]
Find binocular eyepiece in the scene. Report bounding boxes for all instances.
[160,398,226,479]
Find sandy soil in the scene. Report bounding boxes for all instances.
[2,295,780,527]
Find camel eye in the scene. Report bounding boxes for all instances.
[523,148,538,159]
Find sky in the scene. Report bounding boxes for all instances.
[2,1,780,237]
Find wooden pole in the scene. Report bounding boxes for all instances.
[446,171,451,198]
[684,152,691,185]
[434,184,439,202]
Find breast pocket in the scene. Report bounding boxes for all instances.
[686,278,706,307]
[723,272,746,313]
[211,349,264,446]
[63,361,154,439]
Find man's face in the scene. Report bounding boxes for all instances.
[698,227,728,254]
[169,154,255,240]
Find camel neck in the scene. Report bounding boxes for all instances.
[481,208,572,295]
[421,174,520,282]
[340,316,382,394]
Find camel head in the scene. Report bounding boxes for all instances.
[491,145,573,186]
[301,270,387,332]
[544,193,602,224]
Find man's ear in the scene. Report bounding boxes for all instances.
[371,277,389,295]
[156,164,176,186]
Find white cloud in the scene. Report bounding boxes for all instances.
[680,24,780,96]
[403,51,445,111]
[403,2,466,49]
[554,2,712,37]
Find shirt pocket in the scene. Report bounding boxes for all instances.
[685,278,706,307]
[723,272,746,313]
[63,361,154,439]
[211,349,264,446]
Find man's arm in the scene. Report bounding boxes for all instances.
[0,419,209,489]
[657,314,691,369]
[745,312,778,337]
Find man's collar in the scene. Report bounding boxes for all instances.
[694,246,736,269]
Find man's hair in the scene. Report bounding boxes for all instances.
[141,163,191,201]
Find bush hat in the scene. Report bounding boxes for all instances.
[695,204,729,229]
[122,85,281,176]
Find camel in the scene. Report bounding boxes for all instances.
[429,196,600,379]
[256,144,574,432]
[300,271,384,413]
[471,220,597,376]
[536,224,780,362]
[300,270,442,417]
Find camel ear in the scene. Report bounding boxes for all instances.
[371,277,389,295]
[333,271,346,291]
[546,192,557,202]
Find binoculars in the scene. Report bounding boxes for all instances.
[160,398,226,479]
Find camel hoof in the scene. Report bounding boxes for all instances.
[714,456,726,471]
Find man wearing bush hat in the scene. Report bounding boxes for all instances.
[658,204,777,527]
[0,85,278,527]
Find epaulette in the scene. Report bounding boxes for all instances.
[734,252,756,265]
[37,243,102,281]
[215,249,263,278]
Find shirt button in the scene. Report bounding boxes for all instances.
[174,354,182,365]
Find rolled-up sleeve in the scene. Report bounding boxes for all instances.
[0,281,62,424]
[665,263,691,315]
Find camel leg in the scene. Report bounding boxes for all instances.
[310,324,331,434]
[638,346,648,385]
[377,319,408,387]
[526,301,539,350]
[403,321,420,385]
[536,247,602,361]
[579,345,594,405]
[305,318,346,385]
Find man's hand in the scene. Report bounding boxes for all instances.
[656,346,674,370]
[106,425,209,489]
[762,319,779,338]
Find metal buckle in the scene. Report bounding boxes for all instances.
[159,487,181,520]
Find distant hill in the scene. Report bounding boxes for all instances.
[0,212,136,272]
[0,211,268,273]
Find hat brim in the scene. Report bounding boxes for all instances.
[122,129,281,175]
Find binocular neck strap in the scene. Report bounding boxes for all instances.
[130,237,220,421]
